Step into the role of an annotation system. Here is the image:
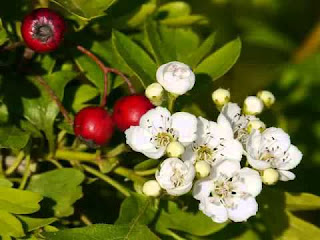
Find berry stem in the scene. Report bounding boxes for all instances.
[35,76,73,126]
[5,151,25,175]
[19,154,31,190]
[76,45,136,107]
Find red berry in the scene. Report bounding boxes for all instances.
[74,107,114,147]
[112,95,154,131]
[21,8,66,53]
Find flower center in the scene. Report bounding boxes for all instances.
[195,145,213,162]
[170,169,185,187]
[155,132,174,147]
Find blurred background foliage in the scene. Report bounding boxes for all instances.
[0,0,320,239]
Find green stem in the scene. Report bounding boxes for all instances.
[113,167,146,185]
[107,144,129,157]
[0,155,3,176]
[5,152,25,175]
[82,164,130,197]
[135,168,157,176]
[55,149,97,163]
[165,230,186,240]
[19,154,31,190]
[168,94,178,112]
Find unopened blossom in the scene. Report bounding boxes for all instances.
[193,160,262,223]
[156,158,195,196]
[142,180,161,197]
[243,96,264,115]
[246,127,302,181]
[212,88,230,107]
[261,168,279,185]
[221,103,262,145]
[257,90,275,108]
[166,141,185,158]
[145,83,164,106]
[125,107,197,159]
[195,161,211,178]
[156,61,195,95]
[182,114,243,166]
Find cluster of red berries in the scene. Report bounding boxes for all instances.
[21,8,154,147]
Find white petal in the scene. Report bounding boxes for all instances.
[246,130,262,160]
[247,155,271,170]
[167,181,193,196]
[211,160,241,179]
[238,168,262,197]
[171,112,197,145]
[216,113,234,139]
[139,106,171,133]
[125,126,157,153]
[278,170,296,181]
[262,127,291,152]
[221,103,241,124]
[143,147,166,159]
[192,178,212,200]
[216,139,243,163]
[199,199,228,223]
[197,117,211,138]
[276,145,302,170]
[182,146,197,163]
[227,197,258,222]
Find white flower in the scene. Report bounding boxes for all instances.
[145,83,164,106]
[182,115,243,166]
[156,158,195,196]
[142,180,161,197]
[156,61,195,95]
[193,160,262,223]
[257,90,275,108]
[246,127,303,181]
[212,88,230,106]
[243,96,264,115]
[125,107,197,159]
[221,103,262,145]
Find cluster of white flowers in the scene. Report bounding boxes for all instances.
[126,61,302,224]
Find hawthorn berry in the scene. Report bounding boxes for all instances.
[74,107,114,147]
[21,8,66,53]
[112,95,154,131]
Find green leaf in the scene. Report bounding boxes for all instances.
[195,37,242,80]
[0,178,12,188]
[51,0,117,20]
[160,15,208,27]
[16,216,56,232]
[155,201,227,237]
[116,193,157,225]
[156,1,191,18]
[0,210,24,238]
[186,32,217,69]
[0,20,8,46]
[0,126,30,150]
[112,30,157,89]
[27,168,84,217]
[44,224,159,240]
[278,211,320,240]
[134,159,159,171]
[0,187,42,214]
[285,192,320,211]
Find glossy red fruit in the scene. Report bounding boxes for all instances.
[74,107,114,147]
[112,95,154,131]
[21,8,66,53]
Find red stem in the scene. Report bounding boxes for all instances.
[76,45,136,107]
[35,76,73,126]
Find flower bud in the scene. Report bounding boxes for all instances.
[257,90,275,108]
[243,96,264,115]
[145,83,164,106]
[247,119,266,133]
[142,180,162,197]
[156,61,195,95]
[166,141,185,158]
[212,88,230,107]
[195,161,211,178]
[261,168,279,185]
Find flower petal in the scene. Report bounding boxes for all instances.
[262,127,291,153]
[246,130,262,160]
[192,178,212,200]
[125,126,157,153]
[227,197,258,222]
[276,145,302,170]
[221,103,241,125]
[167,182,193,196]
[171,112,197,145]
[216,113,234,139]
[215,139,243,163]
[211,160,241,179]
[278,170,296,181]
[182,145,197,163]
[199,199,228,223]
[140,106,171,134]
[247,155,271,170]
[238,168,262,197]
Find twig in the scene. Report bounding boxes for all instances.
[292,21,320,63]
[34,76,73,126]
[0,42,24,52]
[19,154,31,190]
[77,45,136,107]
[80,213,93,226]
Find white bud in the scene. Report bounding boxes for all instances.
[257,90,275,108]
[156,61,195,95]
[145,83,164,106]
[262,168,279,185]
[142,180,161,197]
[243,96,264,115]
[212,88,230,106]
[195,161,211,178]
[166,141,185,158]
[247,119,266,133]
